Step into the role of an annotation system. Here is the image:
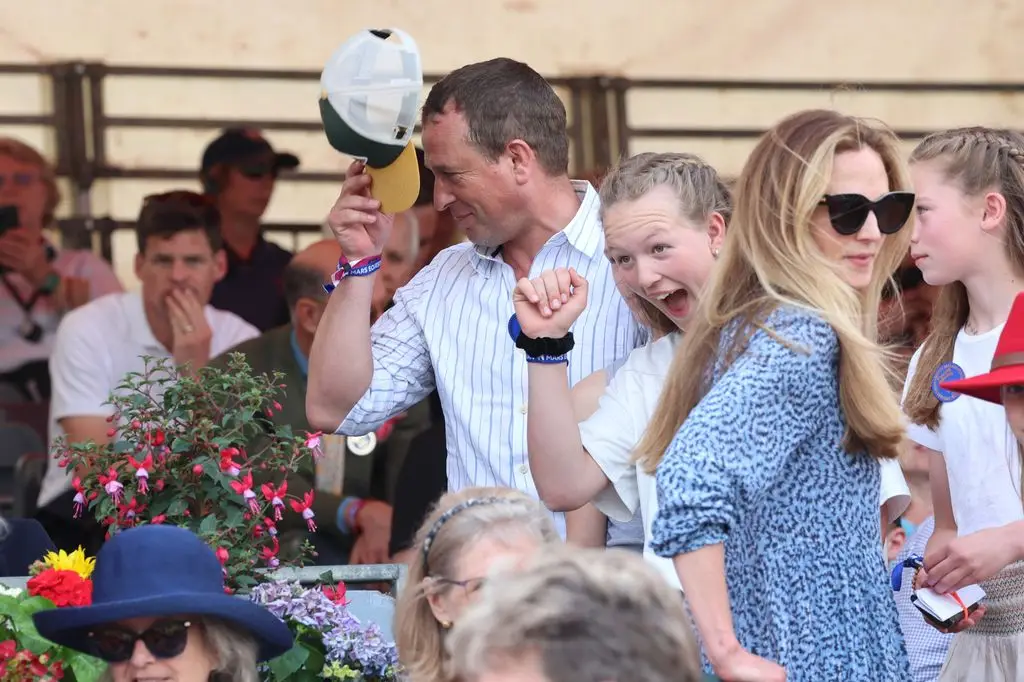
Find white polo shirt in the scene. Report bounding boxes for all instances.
[37,291,259,509]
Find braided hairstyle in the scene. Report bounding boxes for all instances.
[904,127,1024,427]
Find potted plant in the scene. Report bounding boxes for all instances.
[46,355,401,680]
[250,578,400,681]
[54,354,321,591]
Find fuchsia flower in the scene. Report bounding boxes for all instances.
[127,454,154,494]
[261,482,287,521]
[230,472,259,514]
[305,431,324,460]
[98,468,123,505]
[260,537,281,569]
[219,447,242,477]
[289,491,317,532]
[71,477,87,519]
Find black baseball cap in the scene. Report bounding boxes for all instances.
[200,128,300,173]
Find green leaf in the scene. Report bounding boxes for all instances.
[67,650,106,682]
[172,437,193,453]
[167,498,188,516]
[268,641,311,679]
[18,596,57,615]
[199,514,219,535]
[0,594,22,618]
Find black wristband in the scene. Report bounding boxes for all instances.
[515,330,575,358]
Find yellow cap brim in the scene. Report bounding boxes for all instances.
[366,142,420,214]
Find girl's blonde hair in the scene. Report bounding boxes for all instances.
[599,152,733,338]
[0,137,59,225]
[394,486,559,682]
[637,109,912,470]
[904,128,1024,428]
[99,616,259,682]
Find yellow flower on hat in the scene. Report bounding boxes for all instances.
[41,547,95,580]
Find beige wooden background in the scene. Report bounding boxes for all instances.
[0,0,1021,286]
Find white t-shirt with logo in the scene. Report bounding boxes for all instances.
[580,333,910,591]
[904,325,1024,536]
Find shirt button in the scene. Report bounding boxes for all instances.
[519,464,528,474]
[520,402,528,414]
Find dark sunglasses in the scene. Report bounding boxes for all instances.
[819,191,915,236]
[882,266,925,300]
[87,619,192,663]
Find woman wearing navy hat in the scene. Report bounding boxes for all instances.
[33,524,293,682]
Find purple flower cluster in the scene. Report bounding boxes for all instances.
[249,580,400,680]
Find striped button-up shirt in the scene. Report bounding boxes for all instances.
[338,181,644,535]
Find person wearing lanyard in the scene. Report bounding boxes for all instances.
[0,138,122,402]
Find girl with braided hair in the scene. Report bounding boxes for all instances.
[902,127,1024,679]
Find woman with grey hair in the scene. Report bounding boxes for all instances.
[447,546,706,682]
[34,524,292,682]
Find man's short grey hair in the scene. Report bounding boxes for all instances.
[447,547,703,682]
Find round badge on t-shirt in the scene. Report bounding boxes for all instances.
[932,362,965,403]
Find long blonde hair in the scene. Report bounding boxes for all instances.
[903,128,1024,428]
[599,152,733,338]
[394,486,559,682]
[637,109,912,470]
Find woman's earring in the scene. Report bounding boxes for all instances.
[441,620,452,629]
[711,247,720,259]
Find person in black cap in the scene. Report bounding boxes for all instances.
[200,128,299,332]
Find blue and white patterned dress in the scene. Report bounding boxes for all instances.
[651,306,910,681]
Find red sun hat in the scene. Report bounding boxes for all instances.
[940,291,1024,405]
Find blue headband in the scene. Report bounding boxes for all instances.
[421,497,521,575]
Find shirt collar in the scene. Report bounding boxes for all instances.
[290,326,309,378]
[471,180,602,276]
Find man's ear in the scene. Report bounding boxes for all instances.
[293,298,323,336]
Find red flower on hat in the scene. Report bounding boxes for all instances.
[27,569,92,607]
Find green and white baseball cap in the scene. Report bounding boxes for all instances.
[319,28,423,214]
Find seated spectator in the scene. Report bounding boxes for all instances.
[0,514,55,576]
[201,128,299,332]
[34,525,292,680]
[0,137,122,401]
[214,238,430,565]
[34,191,259,553]
[448,546,705,682]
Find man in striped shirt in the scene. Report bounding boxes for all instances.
[308,58,643,536]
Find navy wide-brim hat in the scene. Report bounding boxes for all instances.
[33,525,293,662]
